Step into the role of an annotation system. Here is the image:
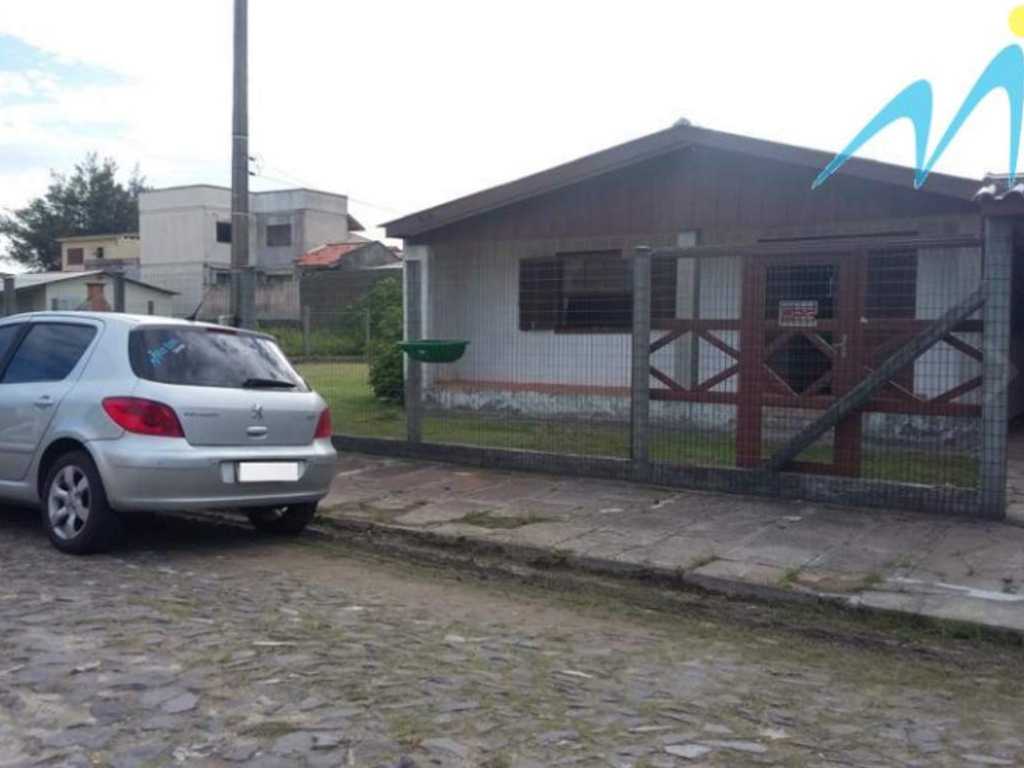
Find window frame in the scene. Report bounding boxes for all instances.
[555,250,633,333]
[266,223,292,247]
[0,323,27,378]
[216,221,232,244]
[865,249,918,320]
[0,321,99,385]
[518,251,678,334]
[66,247,84,266]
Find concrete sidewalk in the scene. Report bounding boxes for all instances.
[320,452,1024,636]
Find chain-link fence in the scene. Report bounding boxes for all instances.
[268,268,407,440]
[250,227,1012,517]
[414,247,634,457]
[641,241,988,511]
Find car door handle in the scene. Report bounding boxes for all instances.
[34,396,54,409]
[247,425,268,437]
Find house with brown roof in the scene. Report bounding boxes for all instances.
[381,121,1023,517]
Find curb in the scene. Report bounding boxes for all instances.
[317,515,831,606]
[312,514,1024,645]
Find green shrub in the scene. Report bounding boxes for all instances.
[363,277,405,402]
[368,339,404,402]
[361,277,403,342]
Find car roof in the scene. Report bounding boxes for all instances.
[0,311,270,337]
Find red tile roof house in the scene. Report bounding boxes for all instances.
[296,239,402,311]
[296,239,400,271]
[381,121,1023,517]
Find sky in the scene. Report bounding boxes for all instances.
[0,0,1019,271]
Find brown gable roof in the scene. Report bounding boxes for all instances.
[384,123,980,239]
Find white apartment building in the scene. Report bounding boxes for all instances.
[139,185,363,316]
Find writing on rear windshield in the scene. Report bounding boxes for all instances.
[130,327,305,391]
[147,338,186,367]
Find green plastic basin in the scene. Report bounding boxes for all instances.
[398,340,469,363]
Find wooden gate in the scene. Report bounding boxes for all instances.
[647,244,985,479]
[737,252,865,475]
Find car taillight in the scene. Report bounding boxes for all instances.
[314,408,332,439]
[102,397,185,438]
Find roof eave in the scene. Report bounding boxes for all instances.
[384,126,694,239]
[4,270,176,295]
[384,124,981,240]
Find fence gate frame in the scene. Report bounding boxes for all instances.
[735,250,865,476]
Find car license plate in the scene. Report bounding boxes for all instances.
[238,462,300,483]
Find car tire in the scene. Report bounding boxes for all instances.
[42,451,119,555]
[247,502,317,535]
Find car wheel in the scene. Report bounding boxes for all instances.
[42,451,119,555]
[247,502,317,535]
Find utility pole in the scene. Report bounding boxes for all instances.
[229,0,253,327]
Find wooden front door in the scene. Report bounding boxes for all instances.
[737,253,864,475]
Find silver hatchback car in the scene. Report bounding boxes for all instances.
[0,312,337,554]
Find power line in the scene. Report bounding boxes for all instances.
[249,171,303,188]
[250,155,405,215]
[346,196,404,215]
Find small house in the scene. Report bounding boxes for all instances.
[58,232,140,273]
[0,271,176,316]
[382,122,1021,517]
[297,239,402,312]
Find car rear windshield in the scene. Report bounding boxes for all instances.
[129,327,307,390]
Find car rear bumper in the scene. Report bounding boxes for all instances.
[88,435,337,512]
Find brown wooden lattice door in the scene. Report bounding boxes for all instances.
[738,253,864,475]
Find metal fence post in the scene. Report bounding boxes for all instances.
[630,245,652,479]
[405,260,423,443]
[980,216,1013,518]
[302,305,311,358]
[365,306,372,366]
[113,271,126,313]
[2,276,14,317]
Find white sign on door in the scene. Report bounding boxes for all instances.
[778,300,819,328]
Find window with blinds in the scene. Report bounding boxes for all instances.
[518,251,677,331]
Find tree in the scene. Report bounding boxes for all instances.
[0,154,147,271]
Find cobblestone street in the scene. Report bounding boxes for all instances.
[1,506,1023,768]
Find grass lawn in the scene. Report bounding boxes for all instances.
[261,323,369,359]
[300,361,406,440]
[299,361,978,488]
